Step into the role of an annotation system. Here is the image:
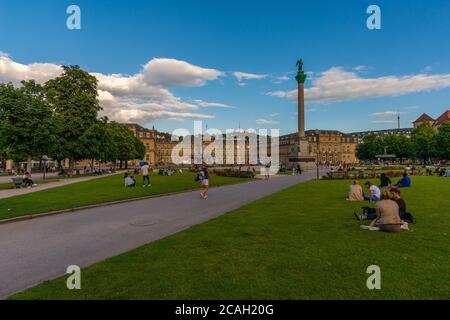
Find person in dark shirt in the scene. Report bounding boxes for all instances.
[379,173,392,188]
[390,189,407,219]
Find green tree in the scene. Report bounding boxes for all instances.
[433,122,450,160]
[0,81,56,172]
[411,123,436,164]
[80,119,117,171]
[45,65,101,173]
[381,134,411,163]
[108,122,145,169]
[356,135,383,161]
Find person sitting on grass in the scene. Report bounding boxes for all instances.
[379,173,392,188]
[124,172,136,188]
[367,191,403,233]
[390,189,407,220]
[393,173,411,188]
[347,180,364,201]
[364,181,381,202]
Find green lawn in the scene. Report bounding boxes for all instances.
[10,176,450,300]
[0,173,248,221]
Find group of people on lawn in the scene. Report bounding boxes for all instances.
[347,173,412,233]
[123,163,210,200]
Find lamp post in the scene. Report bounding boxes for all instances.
[315,130,320,180]
[42,155,49,180]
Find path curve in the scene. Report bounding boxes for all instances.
[0,172,318,299]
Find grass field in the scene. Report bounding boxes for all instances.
[10,176,450,300]
[0,173,248,221]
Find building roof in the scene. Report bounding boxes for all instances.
[434,110,450,126]
[413,113,435,124]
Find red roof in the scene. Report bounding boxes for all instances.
[413,113,435,123]
[434,110,450,126]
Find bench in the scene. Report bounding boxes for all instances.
[11,177,24,188]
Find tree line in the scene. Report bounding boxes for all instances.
[0,65,145,173]
[356,122,450,163]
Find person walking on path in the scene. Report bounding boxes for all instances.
[140,162,151,187]
[200,166,210,199]
[265,164,271,181]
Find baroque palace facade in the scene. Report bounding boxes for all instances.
[126,123,358,167]
[279,130,359,167]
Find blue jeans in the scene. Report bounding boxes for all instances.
[364,194,380,202]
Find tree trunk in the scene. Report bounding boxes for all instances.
[26,155,32,173]
[69,158,75,176]
[90,159,95,173]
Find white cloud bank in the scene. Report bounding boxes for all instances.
[370,111,406,117]
[267,67,450,104]
[0,53,225,124]
[256,118,279,125]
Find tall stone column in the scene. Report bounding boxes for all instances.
[294,58,316,170]
[298,82,305,138]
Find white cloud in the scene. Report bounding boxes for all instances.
[0,53,62,85]
[0,53,222,124]
[256,118,279,125]
[233,71,268,82]
[273,75,290,84]
[371,111,406,117]
[277,75,290,81]
[267,67,450,104]
[371,120,396,124]
[404,106,420,110]
[142,58,223,87]
[193,99,235,108]
[269,113,280,117]
[353,65,371,72]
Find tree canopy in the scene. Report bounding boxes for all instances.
[0,66,145,171]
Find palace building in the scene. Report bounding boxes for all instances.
[279,130,359,167]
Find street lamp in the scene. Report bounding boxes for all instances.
[42,155,49,180]
[315,130,320,180]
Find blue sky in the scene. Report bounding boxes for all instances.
[0,0,449,135]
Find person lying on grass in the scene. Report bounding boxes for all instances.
[368,191,403,233]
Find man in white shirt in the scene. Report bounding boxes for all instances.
[364,181,381,202]
[140,162,151,187]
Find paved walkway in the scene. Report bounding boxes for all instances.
[0,174,116,200]
[0,173,60,184]
[0,172,318,299]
